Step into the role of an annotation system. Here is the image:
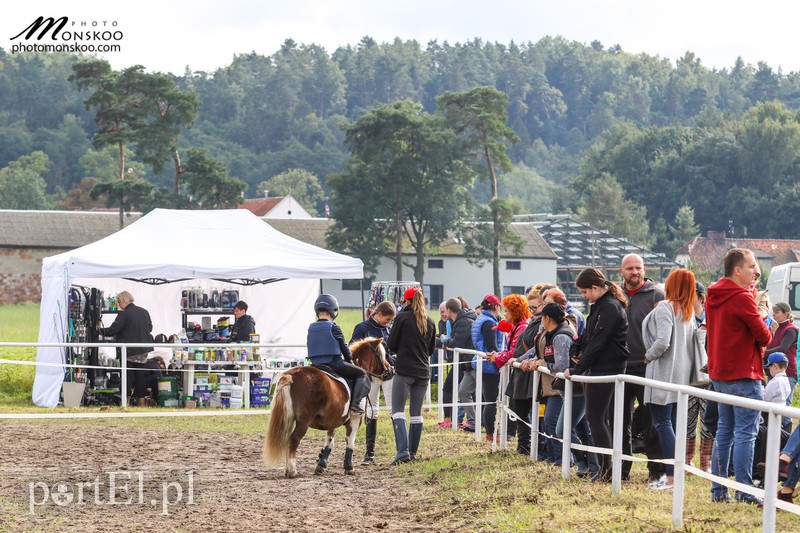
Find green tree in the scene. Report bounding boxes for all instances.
[256,168,325,215]
[0,151,52,209]
[437,86,519,294]
[327,100,472,284]
[577,173,651,246]
[181,148,247,209]
[90,172,155,227]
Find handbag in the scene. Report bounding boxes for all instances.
[689,328,710,387]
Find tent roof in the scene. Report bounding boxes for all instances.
[44,208,363,282]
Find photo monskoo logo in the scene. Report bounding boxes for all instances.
[10,16,123,54]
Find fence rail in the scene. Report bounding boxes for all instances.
[3,342,800,530]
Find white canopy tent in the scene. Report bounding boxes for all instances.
[32,209,363,408]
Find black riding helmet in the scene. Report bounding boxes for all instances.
[314,294,339,318]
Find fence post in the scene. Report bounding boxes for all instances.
[561,377,573,479]
[762,410,782,533]
[530,369,541,460]
[452,351,460,434]
[498,366,508,451]
[612,379,625,495]
[120,346,127,408]
[437,348,445,420]
[475,353,483,442]
[672,391,688,528]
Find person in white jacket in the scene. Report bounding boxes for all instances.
[642,268,698,491]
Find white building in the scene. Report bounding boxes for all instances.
[267,219,557,309]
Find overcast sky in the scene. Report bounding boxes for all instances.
[4,1,800,75]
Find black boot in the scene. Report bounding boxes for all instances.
[350,375,367,414]
[316,446,332,474]
[361,418,377,466]
[344,448,354,474]
[390,418,411,465]
[409,422,423,461]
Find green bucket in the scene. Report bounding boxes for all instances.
[156,376,179,407]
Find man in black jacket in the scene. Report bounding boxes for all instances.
[442,298,477,430]
[617,253,665,481]
[229,301,256,343]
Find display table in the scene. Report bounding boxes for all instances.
[182,360,263,409]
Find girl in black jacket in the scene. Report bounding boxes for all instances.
[387,288,436,464]
[565,268,630,481]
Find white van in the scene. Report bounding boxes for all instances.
[766,262,800,319]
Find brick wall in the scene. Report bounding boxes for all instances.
[0,247,65,304]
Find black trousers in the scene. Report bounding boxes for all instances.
[611,380,665,477]
[584,381,615,475]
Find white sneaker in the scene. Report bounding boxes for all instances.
[647,475,673,491]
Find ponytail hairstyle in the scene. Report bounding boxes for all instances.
[575,268,629,308]
[373,301,397,318]
[409,290,429,335]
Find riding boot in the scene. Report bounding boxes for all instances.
[409,422,423,461]
[349,375,367,414]
[361,418,377,466]
[317,446,332,469]
[390,418,411,465]
[685,438,697,466]
[699,437,714,473]
[343,448,354,473]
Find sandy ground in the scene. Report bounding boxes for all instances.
[0,422,452,533]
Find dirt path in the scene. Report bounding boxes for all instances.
[0,422,451,532]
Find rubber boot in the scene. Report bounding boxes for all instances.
[699,438,714,473]
[390,418,411,465]
[409,423,423,461]
[361,418,377,466]
[317,446,332,469]
[343,448,354,474]
[350,375,367,414]
[685,438,697,466]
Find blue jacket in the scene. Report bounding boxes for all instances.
[566,302,586,337]
[471,312,503,375]
[350,317,394,366]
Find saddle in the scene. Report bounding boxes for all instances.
[313,364,370,416]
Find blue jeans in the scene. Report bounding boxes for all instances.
[783,425,800,489]
[648,403,677,477]
[543,395,563,462]
[710,379,764,501]
[555,393,600,472]
[788,377,797,406]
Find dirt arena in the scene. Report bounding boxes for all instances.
[0,420,453,532]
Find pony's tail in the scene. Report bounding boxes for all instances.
[263,373,295,466]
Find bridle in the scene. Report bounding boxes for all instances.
[363,341,387,379]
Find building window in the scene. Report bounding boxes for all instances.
[503,286,525,297]
[342,278,369,291]
[426,285,444,309]
[506,260,521,270]
[428,259,444,269]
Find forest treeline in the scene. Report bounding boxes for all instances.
[2,36,800,256]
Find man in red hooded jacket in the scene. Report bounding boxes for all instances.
[706,248,771,504]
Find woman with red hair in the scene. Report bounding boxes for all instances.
[641,268,697,490]
[486,294,531,442]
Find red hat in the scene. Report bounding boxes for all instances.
[482,294,501,307]
[493,319,513,333]
[403,287,421,301]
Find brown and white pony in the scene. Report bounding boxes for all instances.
[263,337,390,477]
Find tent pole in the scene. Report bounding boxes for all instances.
[361,280,366,321]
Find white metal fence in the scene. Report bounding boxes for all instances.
[432,346,800,533]
[3,341,800,531]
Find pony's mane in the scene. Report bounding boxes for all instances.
[350,336,386,369]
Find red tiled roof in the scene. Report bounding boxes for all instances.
[678,234,800,274]
[238,197,283,217]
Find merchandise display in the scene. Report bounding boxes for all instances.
[366,281,421,317]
